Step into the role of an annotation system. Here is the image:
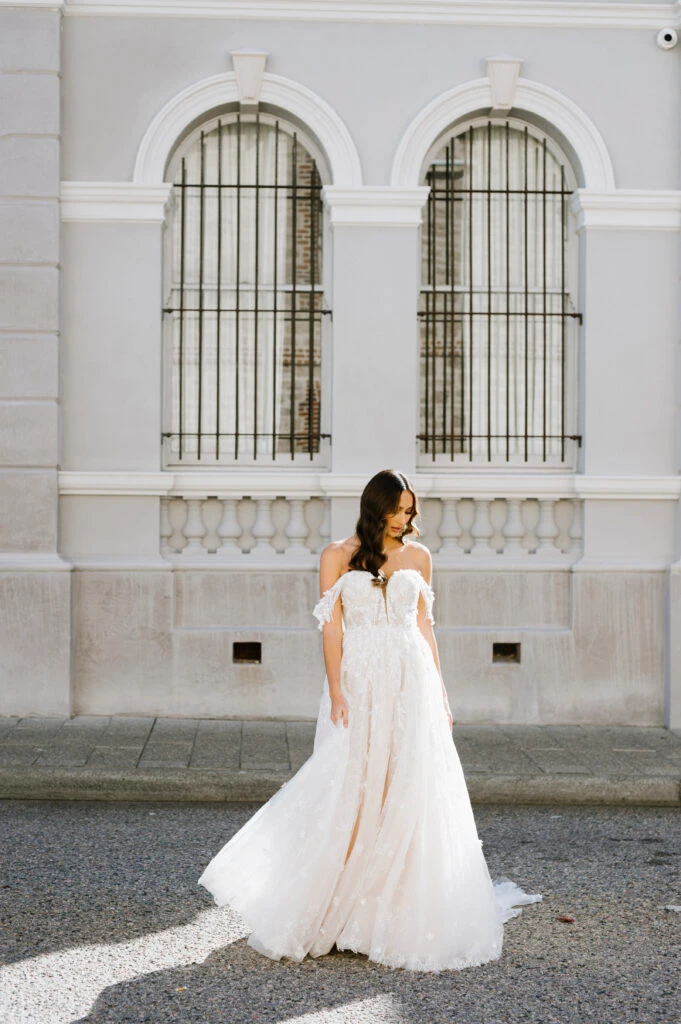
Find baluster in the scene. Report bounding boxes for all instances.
[160,498,174,555]
[319,499,331,547]
[216,498,242,556]
[285,498,309,553]
[438,498,465,558]
[535,498,560,556]
[469,499,495,556]
[182,497,208,554]
[502,498,527,558]
[567,499,583,557]
[251,498,277,555]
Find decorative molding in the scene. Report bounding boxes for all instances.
[59,470,330,496]
[58,470,681,501]
[68,556,172,570]
[0,553,73,572]
[416,473,681,501]
[134,71,362,187]
[571,189,681,231]
[571,558,671,571]
[0,1,65,7]
[486,56,523,113]
[322,186,430,227]
[391,76,616,191]
[230,51,268,109]
[59,2,681,31]
[59,183,681,229]
[60,182,173,221]
[571,476,681,500]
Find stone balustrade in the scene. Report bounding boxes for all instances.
[161,481,582,565]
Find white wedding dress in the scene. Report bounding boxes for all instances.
[198,568,542,972]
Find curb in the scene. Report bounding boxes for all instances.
[1,768,679,805]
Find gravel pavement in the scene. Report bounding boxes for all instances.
[0,801,679,1024]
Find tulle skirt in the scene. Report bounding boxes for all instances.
[198,624,542,972]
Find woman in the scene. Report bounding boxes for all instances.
[198,469,541,972]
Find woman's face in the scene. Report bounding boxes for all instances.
[384,490,415,538]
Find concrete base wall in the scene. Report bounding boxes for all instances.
[62,567,666,726]
[0,570,72,717]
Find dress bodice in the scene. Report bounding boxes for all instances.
[312,568,435,632]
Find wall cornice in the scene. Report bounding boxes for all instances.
[52,2,681,30]
[60,182,681,230]
[571,189,681,231]
[60,182,173,221]
[58,471,681,501]
[322,186,430,227]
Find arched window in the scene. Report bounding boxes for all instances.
[162,112,329,466]
[419,118,581,467]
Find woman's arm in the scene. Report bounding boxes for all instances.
[416,547,453,731]
[318,543,349,728]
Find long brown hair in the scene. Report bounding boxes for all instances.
[348,469,420,581]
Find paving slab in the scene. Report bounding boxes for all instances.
[191,721,242,769]
[241,720,289,770]
[99,717,155,744]
[138,740,194,769]
[0,717,20,743]
[35,744,95,767]
[85,748,145,769]
[0,716,680,805]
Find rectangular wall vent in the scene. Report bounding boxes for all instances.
[233,641,262,664]
[493,642,521,664]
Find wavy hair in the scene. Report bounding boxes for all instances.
[348,469,420,582]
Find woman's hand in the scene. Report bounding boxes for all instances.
[330,692,349,728]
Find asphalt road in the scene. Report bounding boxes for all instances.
[1,801,679,1024]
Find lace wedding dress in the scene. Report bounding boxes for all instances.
[198,568,542,972]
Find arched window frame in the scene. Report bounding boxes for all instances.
[417,114,582,470]
[161,107,333,469]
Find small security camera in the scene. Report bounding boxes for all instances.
[656,27,678,50]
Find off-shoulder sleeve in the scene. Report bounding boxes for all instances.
[312,575,345,631]
[418,575,436,626]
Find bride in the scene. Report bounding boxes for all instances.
[198,468,541,972]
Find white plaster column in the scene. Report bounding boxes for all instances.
[570,191,681,573]
[59,184,173,565]
[322,186,429,541]
[0,3,72,715]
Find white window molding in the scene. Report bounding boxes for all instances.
[571,189,681,231]
[60,182,173,221]
[391,75,615,191]
[133,71,362,188]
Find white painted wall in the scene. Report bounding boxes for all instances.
[2,1,681,725]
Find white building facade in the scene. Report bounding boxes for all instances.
[2,0,681,727]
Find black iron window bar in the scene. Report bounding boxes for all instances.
[162,113,330,463]
[418,121,582,464]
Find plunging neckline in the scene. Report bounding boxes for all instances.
[341,568,427,585]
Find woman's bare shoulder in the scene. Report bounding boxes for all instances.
[403,539,432,573]
[319,536,360,574]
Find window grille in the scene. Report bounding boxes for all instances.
[162,113,329,466]
[418,119,582,467]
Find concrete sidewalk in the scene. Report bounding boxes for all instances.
[1,715,680,805]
